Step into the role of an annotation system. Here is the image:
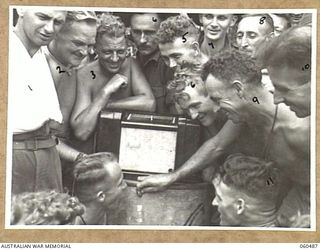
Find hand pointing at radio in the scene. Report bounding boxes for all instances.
[136,173,177,196]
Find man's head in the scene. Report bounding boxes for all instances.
[16,9,67,48]
[270,14,290,37]
[73,152,127,209]
[11,190,85,225]
[157,15,201,68]
[50,11,97,67]
[202,50,262,124]
[199,13,236,42]
[169,72,217,127]
[257,26,311,118]
[236,14,274,57]
[212,153,282,226]
[95,14,128,73]
[289,13,303,26]
[130,13,161,56]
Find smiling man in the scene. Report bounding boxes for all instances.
[71,14,155,141]
[199,13,236,57]
[203,50,310,219]
[257,25,311,118]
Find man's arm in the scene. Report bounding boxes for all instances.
[136,120,242,194]
[55,138,86,162]
[70,72,127,141]
[106,59,156,112]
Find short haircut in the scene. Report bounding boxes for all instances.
[59,11,97,34]
[167,61,207,106]
[73,152,118,201]
[257,25,311,75]
[96,13,126,43]
[157,15,200,44]
[240,14,274,32]
[202,49,262,86]
[11,190,85,225]
[216,153,282,202]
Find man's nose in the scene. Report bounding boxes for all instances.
[209,17,218,26]
[111,51,120,62]
[240,36,249,48]
[140,32,147,44]
[168,58,177,68]
[44,20,55,34]
[212,197,219,206]
[79,47,88,57]
[273,89,285,105]
[189,109,199,120]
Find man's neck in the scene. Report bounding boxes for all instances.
[80,202,107,225]
[48,41,68,67]
[241,201,279,227]
[14,23,39,57]
[245,85,276,130]
[201,36,227,57]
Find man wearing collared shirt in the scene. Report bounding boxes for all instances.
[130,13,174,114]
[9,9,67,194]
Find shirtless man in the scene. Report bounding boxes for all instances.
[46,11,97,137]
[73,152,127,225]
[257,25,311,118]
[203,50,310,217]
[199,13,236,57]
[71,14,155,141]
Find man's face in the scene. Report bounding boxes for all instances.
[205,74,246,124]
[177,85,217,127]
[270,14,289,37]
[268,66,311,118]
[159,38,198,69]
[131,14,160,56]
[200,14,234,41]
[236,16,272,56]
[20,10,66,47]
[55,21,96,67]
[212,176,241,226]
[289,13,303,26]
[102,162,127,207]
[96,35,127,73]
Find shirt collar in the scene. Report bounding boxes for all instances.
[138,49,161,67]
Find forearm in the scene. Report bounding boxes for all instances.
[72,91,112,140]
[56,139,84,162]
[107,95,156,112]
[171,139,225,183]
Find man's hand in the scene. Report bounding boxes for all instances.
[104,73,128,94]
[136,173,176,196]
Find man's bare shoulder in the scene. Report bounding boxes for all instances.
[77,60,101,82]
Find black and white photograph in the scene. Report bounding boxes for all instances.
[6,6,316,230]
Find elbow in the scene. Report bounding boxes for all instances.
[74,130,90,141]
[72,125,91,141]
[146,97,156,112]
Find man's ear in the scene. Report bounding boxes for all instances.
[232,80,245,98]
[236,198,245,215]
[230,15,238,27]
[16,8,25,17]
[96,191,106,203]
[265,31,275,42]
[198,14,203,24]
[191,41,200,56]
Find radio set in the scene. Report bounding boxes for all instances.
[95,110,202,179]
